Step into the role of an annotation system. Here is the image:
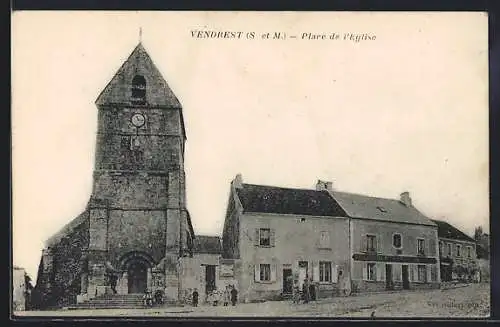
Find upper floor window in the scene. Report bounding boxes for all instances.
[417,238,425,255]
[366,235,377,252]
[467,246,472,258]
[259,228,270,246]
[131,75,147,104]
[319,231,330,248]
[393,234,402,249]
[447,243,452,256]
[254,228,275,247]
[456,244,461,257]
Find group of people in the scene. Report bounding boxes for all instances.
[197,285,238,307]
[292,275,317,304]
[142,289,164,307]
[141,285,239,308]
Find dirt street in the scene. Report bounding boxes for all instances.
[14,283,490,318]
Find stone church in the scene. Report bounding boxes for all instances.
[33,43,231,308]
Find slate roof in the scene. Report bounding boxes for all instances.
[234,182,437,226]
[194,235,222,254]
[330,191,437,226]
[431,219,476,242]
[235,184,347,217]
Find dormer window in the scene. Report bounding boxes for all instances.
[131,75,146,104]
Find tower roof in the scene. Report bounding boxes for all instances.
[95,43,182,108]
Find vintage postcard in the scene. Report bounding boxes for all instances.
[11,11,489,318]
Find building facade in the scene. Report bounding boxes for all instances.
[222,175,350,303]
[222,175,441,302]
[34,43,196,308]
[432,219,478,282]
[13,267,29,311]
[329,189,440,292]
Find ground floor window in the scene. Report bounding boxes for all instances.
[319,261,331,282]
[417,265,427,282]
[260,264,271,281]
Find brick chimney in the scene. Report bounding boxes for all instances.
[316,180,333,192]
[233,174,243,189]
[400,191,412,207]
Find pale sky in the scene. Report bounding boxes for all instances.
[12,11,489,281]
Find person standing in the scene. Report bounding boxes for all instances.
[212,288,220,306]
[230,285,238,306]
[192,288,199,307]
[302,276,310,304]
[309,277,316,301]
[223,286,230,306]
[110,274,117,294]
[143,290,153,307]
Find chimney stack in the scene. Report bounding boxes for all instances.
[400,191,412,207]
[233,173,243,189]
[316,179,333,192]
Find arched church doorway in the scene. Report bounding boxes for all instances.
[119,251,155,294]
[127,260,148,294]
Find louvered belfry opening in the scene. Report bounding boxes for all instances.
[131,75,146,104]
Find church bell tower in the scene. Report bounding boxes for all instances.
[83,42,191,301]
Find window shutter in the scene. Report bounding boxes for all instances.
[254,229,260,247]
[270,229,276,247]
[361,235,367,252]
[377,263,385,281]
[270,264,277,282]
[377,236,382,253]
[427,265,432,283]
[409,264,414,282]
[429,239,436,256]
[332,265,338,283]
[394,264,402,281]
[430,265,437,282]
[254,264,260,282]
[313,262,320,282]
[362,264,368,281]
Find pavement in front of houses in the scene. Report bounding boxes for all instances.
[14,283,490,318]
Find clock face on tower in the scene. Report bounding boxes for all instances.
[131,113,146,128]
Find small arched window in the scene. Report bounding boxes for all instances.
[131,75,146,104]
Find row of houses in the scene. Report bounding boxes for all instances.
[193,174,484,303]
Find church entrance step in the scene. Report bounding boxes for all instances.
[68,293,152,309]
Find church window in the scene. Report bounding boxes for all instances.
[131,75,147,104]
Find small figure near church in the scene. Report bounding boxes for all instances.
[302,275,310,304]
[212,288,220,306]
[109,274,117,294]
[223,286,230,306]
[309,277,316,301]
[143,289,153,307]
[192,288,199,307]
[154,290,164,306]
[230,285,238,306]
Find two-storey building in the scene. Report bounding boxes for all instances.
[431,219,478,282]
[221,175,441,302]
[222,175,351,302]
[324,184,441,292]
